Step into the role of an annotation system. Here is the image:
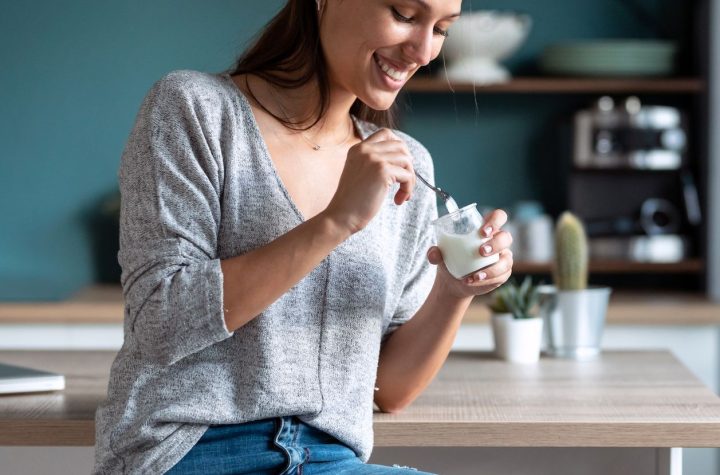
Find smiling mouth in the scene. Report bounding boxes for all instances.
[373,53,410,82]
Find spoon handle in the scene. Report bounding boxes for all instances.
[415,171,451,203]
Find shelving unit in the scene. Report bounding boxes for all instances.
[405,77,706,94]
[398,0,717,296]
[513,258,704,274]
[403,73,710,283]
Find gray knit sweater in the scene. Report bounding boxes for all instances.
[93,70,438,474]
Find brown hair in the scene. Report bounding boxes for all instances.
[226,0,397,131]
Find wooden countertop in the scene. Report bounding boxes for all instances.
[1,350,719,447]
[1,285,719,325]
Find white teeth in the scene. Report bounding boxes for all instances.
[375,55,406,82]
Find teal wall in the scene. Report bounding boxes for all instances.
[1,0,287,300]
[1,0,682,300]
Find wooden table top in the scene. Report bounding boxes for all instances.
[2,285,720,325]
[1,350,719,447]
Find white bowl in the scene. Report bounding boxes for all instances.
[442,11,532,84]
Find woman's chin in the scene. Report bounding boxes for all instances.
[358,91,398,111]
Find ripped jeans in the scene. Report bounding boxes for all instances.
[166,416,436,475]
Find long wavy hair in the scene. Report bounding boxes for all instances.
[226,0,397,130]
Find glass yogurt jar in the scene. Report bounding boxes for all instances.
[432,203,500,279]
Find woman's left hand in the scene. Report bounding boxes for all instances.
[427,209,514,299]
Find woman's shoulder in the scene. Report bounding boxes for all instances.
[151,69,229,94]
[143,69,239,113]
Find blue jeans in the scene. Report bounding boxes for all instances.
[166,416,436,474]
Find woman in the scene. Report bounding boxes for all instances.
[93,0,513,473]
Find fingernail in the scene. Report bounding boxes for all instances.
[482,245,492,255]
[478,272,487,280]
[466,276,474,283]
[484,226,493,237]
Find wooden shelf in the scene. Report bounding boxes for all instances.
[404,77,706,94]
[1,284,719,326]
[513,259,704,274]
[465,291,720,326]
[0,285,124,324]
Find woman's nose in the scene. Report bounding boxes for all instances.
[403,27,435,67]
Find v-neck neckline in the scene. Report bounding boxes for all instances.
[221,72,369,223]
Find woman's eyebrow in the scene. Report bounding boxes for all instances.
[405,0,462,18]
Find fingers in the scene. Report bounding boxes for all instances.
[385,163,414,198]
[427,246,442,265]
[364,127,402,144]
[365,139,415,204]
[474,269,512,293]
[464,249,513,285]
[478,231,513,257]
[480,209,509,237]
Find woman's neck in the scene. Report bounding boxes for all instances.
[240,73,358,142]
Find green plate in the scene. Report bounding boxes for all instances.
[540,40,677,76]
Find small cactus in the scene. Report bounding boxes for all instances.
[553,211,588,291]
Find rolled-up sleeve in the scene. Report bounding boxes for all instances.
[118,74,233,366]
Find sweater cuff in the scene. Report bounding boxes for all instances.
[203,258,234,339]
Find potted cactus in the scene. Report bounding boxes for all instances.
[540,212,612,359]
[489,276,544,363]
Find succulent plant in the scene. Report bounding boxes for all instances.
[553,211,589,291]
[489,276,541,319]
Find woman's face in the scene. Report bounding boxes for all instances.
[320,0,461,110]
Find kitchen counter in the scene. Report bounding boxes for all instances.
[1,285,720,325]
[1,350,719,448]
[3,350,719,473]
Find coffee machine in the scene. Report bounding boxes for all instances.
[569,96,700,263]
[574,96,687,170]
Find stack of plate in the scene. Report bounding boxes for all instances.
[540,40,677,77]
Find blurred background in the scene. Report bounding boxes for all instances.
[1,0,717,301]
[1,0,720,473]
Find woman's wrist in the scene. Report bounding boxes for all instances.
[432,275,475,308]
[314,210,355,243]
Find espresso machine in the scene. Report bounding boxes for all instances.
[569,96,701,263]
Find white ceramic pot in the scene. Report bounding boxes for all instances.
[491,312,513,358]
[491,313,544,363]
[442,11,532,84]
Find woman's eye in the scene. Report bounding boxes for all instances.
[391,7,413,23]
[391,6,449,38]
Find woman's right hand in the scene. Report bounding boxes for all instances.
[323,128,416,235]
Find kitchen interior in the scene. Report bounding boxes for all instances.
[1,0,720,474]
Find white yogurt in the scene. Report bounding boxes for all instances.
[437,227,500,279]
[444,196,459,214]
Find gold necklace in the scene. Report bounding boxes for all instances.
[266,85,354,151]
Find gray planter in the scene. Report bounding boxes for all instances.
[538,286,612,360]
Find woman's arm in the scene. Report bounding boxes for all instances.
[373,279,473,413]
[222,128,418,332]
[220,213,349,331]
[374,211,513,413]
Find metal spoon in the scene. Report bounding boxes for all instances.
[415,171,459,213]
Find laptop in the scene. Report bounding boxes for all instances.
[0,362,65,395]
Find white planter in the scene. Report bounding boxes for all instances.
[491,313,544,363]
[491,313,513,358]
